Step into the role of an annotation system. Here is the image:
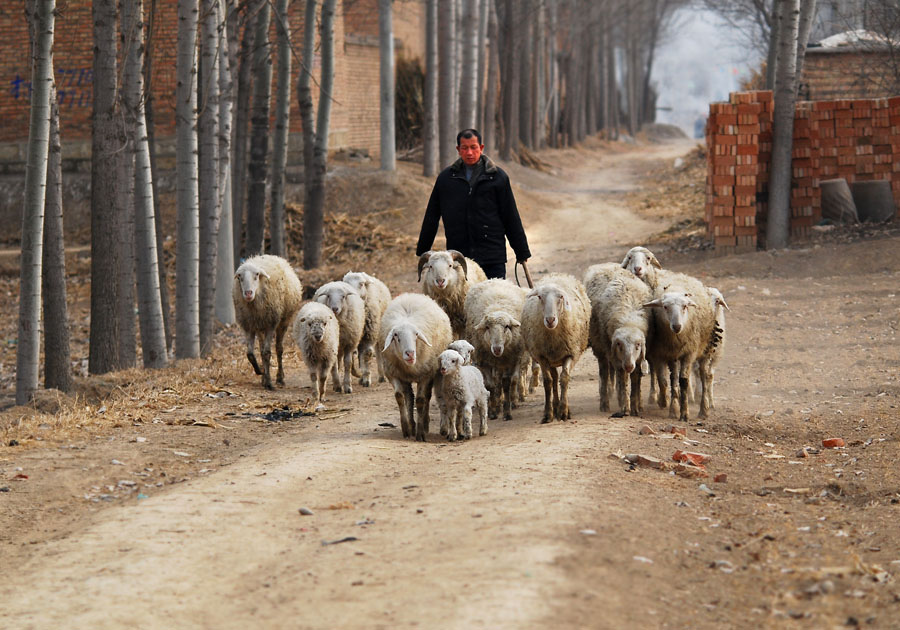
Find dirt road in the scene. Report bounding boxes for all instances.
[2,140,899,629]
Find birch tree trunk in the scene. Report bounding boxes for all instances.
[766,0,782,90]
[458,0,478,129]
[175,0,200,358]
[438,0,458,166]
[483,0,499,148]
[422,0,438,176]
[18,0,55,403]
[124,0,167,368]
[269,0,291,254]
[232,2,256,262]
[116,0,136,369]
[767,0,800,250]
[216,0,236,325]
[42,79,73,391]
[198,0,221,355]
[794,0,818,85]
[89,0,123,375]
[245,0,272,257]
[379,0,396,171]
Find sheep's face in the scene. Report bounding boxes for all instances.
[622,247,659,280]
[342,273,369,299]
[611,328,645,374]
[315,283,356,316]
[533,287,570,329]
[708,288,729,313]
[235,265,269,302]
[423,253,460,291]
[383,325,431,365]
[644,292,696,334]
[439,349,463,375]
[304,317,328,343]
[477,313,520,357]
[448,340,475,365]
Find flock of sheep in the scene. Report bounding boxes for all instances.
[231,246,728,442]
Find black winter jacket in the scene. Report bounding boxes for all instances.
[416,155,531,266]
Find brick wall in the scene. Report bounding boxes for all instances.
[705,90,900,252]
[801,49,894,101]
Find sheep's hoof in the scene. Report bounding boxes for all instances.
[415,433,426,442]
[359,377,371,387]
[446,434,456,442]
[541,416,552,424]
[479,428,487,436]
[439,427,448,437]
[276,376,285,386]
[343,385,353,394]
[262,380,274,390]
[489,411,498,420]
[503,413,512,421]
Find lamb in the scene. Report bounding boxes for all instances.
[464,278,527,421]
[521,273,591,422]
[313,281,366,394]
[434,339,476,437]
[437,349,489,441]
[417,249,487,338]
[342,271,392,386]
[642,271,718,421]
[589,275,652,416]
[380,293,453,441]
[232,254,304,389]
[693,287,728,410]
[291,302,339,408]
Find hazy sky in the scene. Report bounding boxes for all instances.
[652,8,764,137]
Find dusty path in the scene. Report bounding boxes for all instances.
[3,140,900,629]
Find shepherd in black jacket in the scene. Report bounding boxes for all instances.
[416,129,531,279]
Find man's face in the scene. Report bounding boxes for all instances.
[457,136,484,166]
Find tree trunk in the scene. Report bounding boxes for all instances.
[767,0,800,250]
[379,0,396,171]
[42,80,73,391]
[232,2,256,262]
[175,0,200,358]
[18,0,55,403]
[198,0,221,355]
[765,0,782,90]
[605,12,618,140]
[458,0,478,129]
[438,0,457,166]
[483,0,499,148]
[475,0,488,132]
[89,0,123,375]
[116,0,136,369]
[216,0,236,325]
[124,0,168,368]
[245,0,272,257]
[422,0,438,176]
[547,0,559,147]
[794,0,818,86]
[499,0,518,159]
[269,0,291,255]
[298,0,319,266]
[518,1,533,148]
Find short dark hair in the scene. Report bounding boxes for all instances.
[456,128,482,146]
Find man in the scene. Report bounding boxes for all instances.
[416,129,531,280]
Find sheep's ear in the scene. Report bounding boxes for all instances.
[510,317,521,328]
[563,295,572,312]
[649,254,662,269]
[526,288,540,300]
[643,299,662,309]
[686,297,698,308]
[448,250,468,279]
[712,293,730,310]
[382,327,396,352]
[415,329,432,347]
[620,254,630,269]
[475,316,488,332]
[259,268,271,279]
[417,252,433,282]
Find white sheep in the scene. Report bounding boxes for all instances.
[521,273,591,422]
[292,302,339,408]
[232,254,304,389]
[621,246,662,286]
[643,271,718,421]
[693,287,728,410]
[342,270,392,386]
[464,278,527,421]
[437,349,489,441]
[417,249,487,338]
[379,293,453,441]
[313,281,366,394]
[590,276,652,416]
[434,339,476,437]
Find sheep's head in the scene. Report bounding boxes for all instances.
[643,292,697,334]
[622,246,661,280]
[476,312,520,357]
[418,250,467,291]
[342,272,369,299]
[448,339,475,365]
[438,349,463,375]
[708,287,729,312]
[303,316,329,343]
[611,327,645,374]
[314,281,358,316]
[528,285,571,330]
[235,264,270,302]
[382,323,432,365]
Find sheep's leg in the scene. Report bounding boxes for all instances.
[629,371,642,416]
[655,362,667,408]
[615,367,627,415]
[478,394,488,436]
[538,361,554,423]
[446,405,458,441]
[707,366,716,410]
[317,367,328,404]
[529,360,540,394]
[596,353,611,412]
[648,359,657,403]
[461,404,474,440]
[359,342,373,387]
[331,360,342,393]
[259,330,274,390]
[274,325,288,386]
[245,330,263,376]
[558,358,573,420]
[414,379,433,442]
[667,360,679,418]
[549,366,561,420]
[392,379,414,439]
[678,359,692,422]
[376,348,386,383]
[342,349,354,394]
[501,372,513,421]
[697,360,711,420]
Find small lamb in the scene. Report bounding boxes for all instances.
[292,302,339,408]
[434,339,476,437]
[437,349,489,441]
[233,255,304,389]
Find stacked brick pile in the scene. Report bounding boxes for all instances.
[706,91,900,252]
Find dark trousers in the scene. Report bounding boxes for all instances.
[480,262,506,279]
